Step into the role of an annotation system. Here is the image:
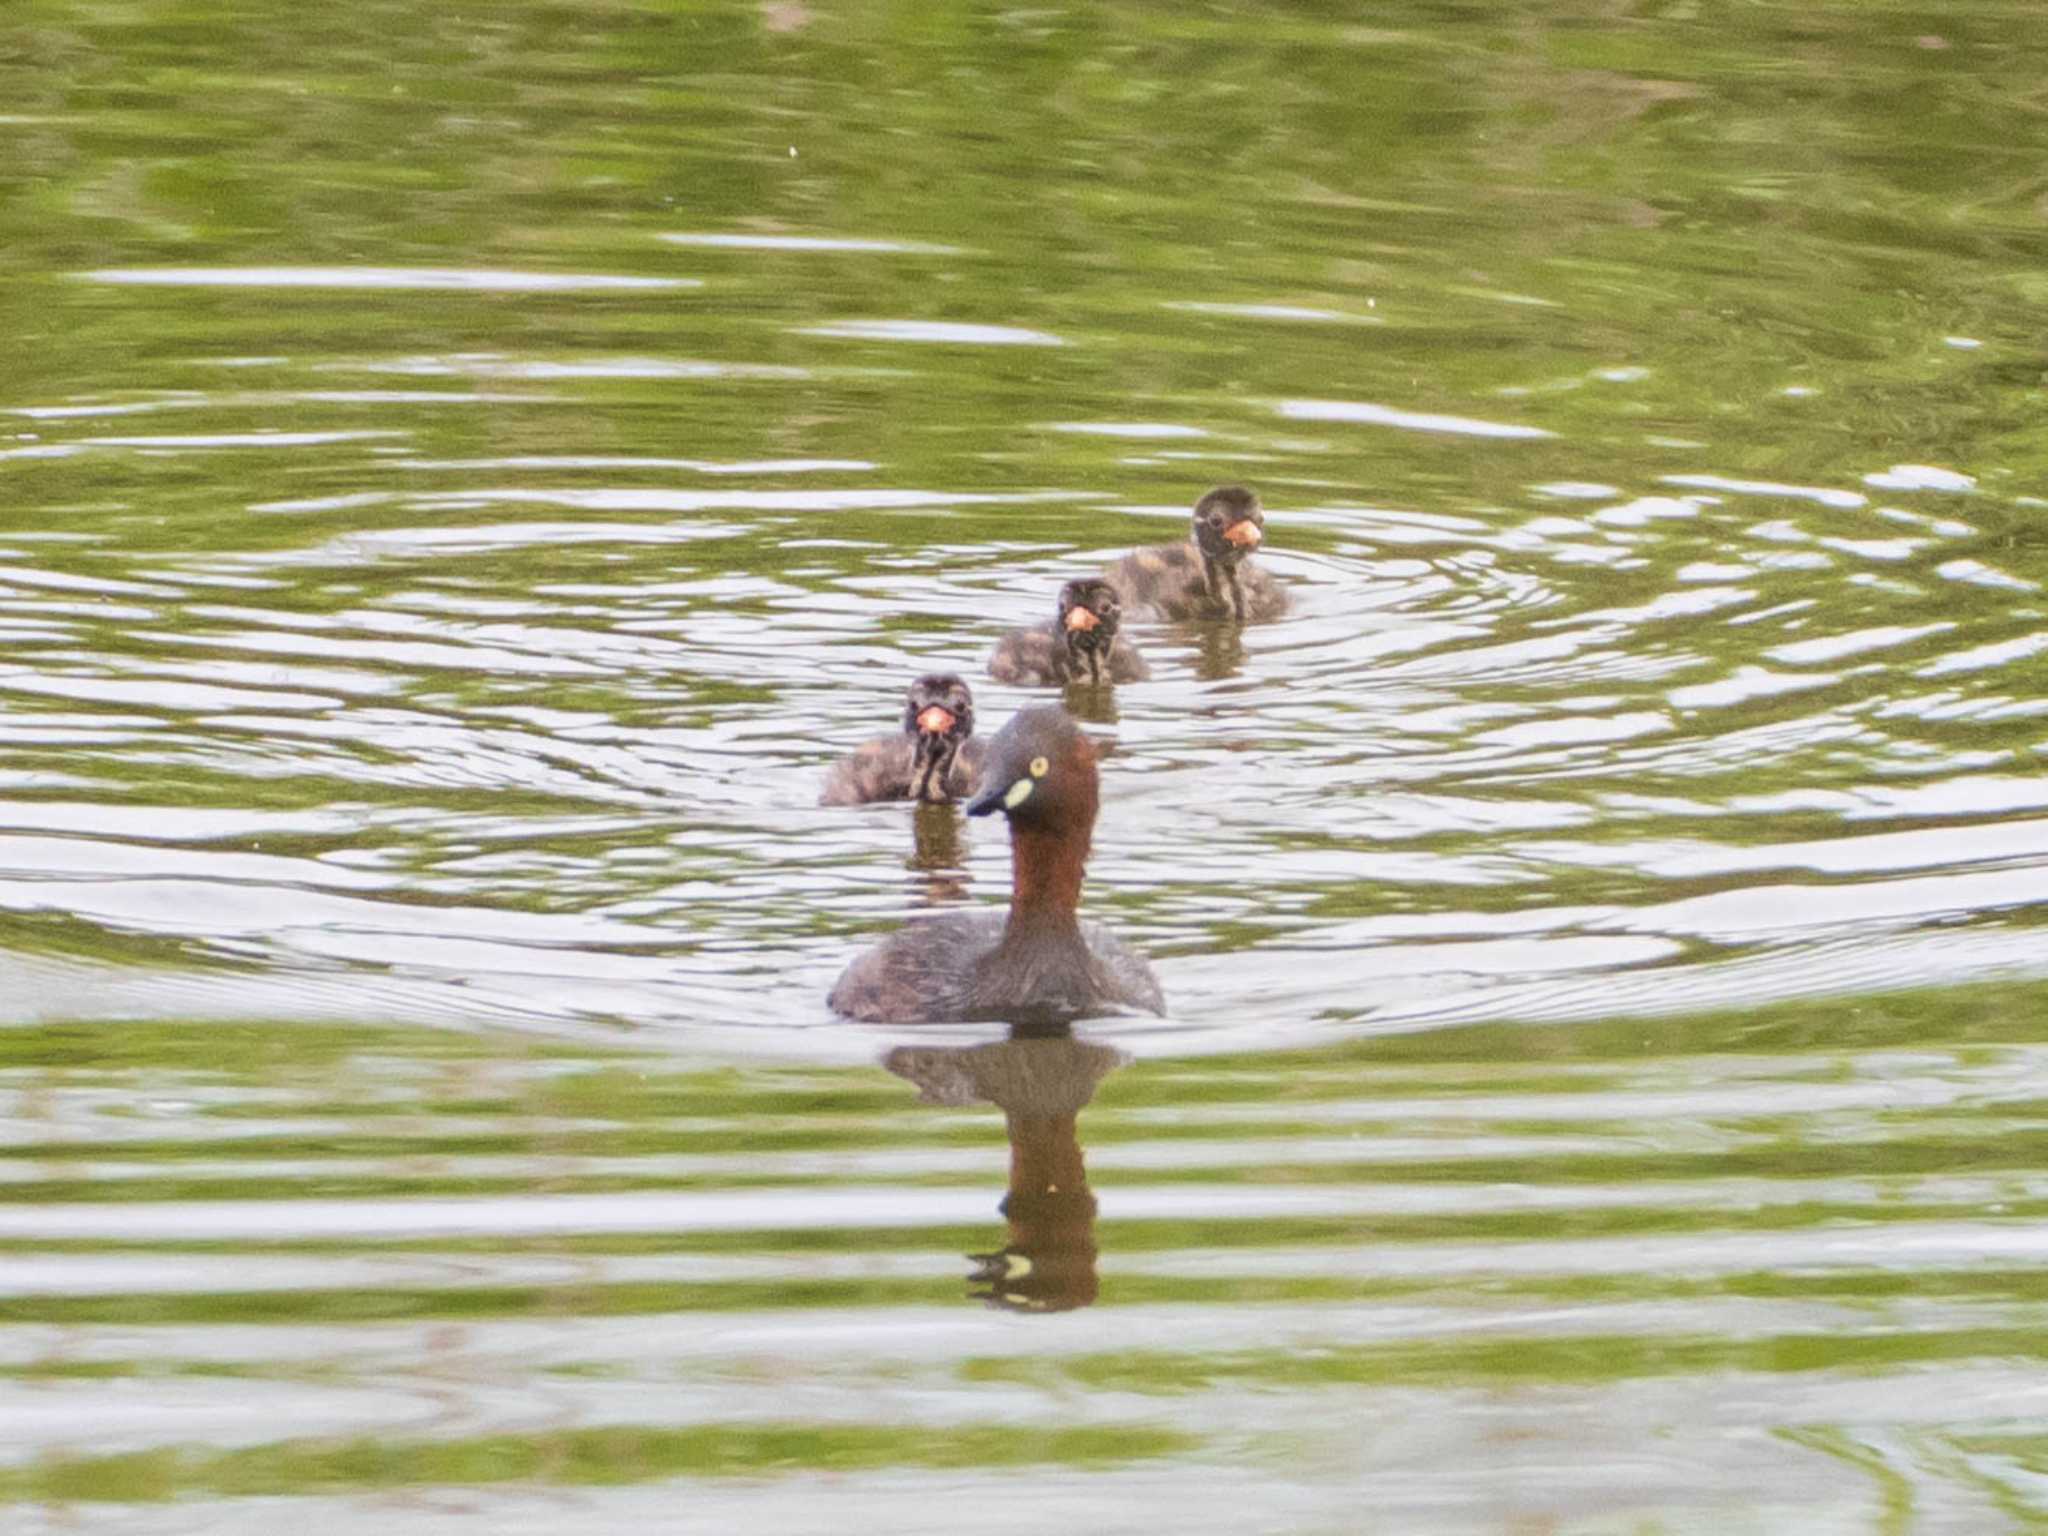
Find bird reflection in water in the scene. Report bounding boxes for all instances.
[1060,683,1119,728]
[885,1024,1127,1313]
[1187,620,1246,682]
[906,801,971,905]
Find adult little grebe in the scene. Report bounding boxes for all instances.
[819,673,987,806]
[828,704,1163,1024]
[1102,484,1289,623]
[987,577,1151,688]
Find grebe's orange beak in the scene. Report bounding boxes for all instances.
[1223,519,1262,548]
[1063,605,1101,632]
[915,705,956,735]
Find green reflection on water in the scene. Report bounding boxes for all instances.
[5,1422,1195,1504]
[963,1327,2048,1395]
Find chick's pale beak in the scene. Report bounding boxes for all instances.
[1223,519,1262,548]
[1063,605,1101,632]
[916,705,956,735]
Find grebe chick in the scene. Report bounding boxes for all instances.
[1102,484,1289,624]
[987,577,1150,688]
[819,673,987,807]
[828,704,1163,1024]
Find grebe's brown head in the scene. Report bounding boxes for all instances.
[1054,577,1122,662]
[901,673,975,746]
[964,705,1097,833]
[1189,484,1264,565]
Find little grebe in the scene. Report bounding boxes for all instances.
[987,577,1151,688]
[1102,484,1289,623]
[819,673,988,807]
[828,704,1163,1024]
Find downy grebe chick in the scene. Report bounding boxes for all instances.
[828,704,1163,1024]
[987,577,1151,688]
[819,673,988,807]
[1102,484,1289,623]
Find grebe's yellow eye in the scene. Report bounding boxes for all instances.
[1029,755,1049,777]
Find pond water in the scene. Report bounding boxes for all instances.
[3,3,2047,1530]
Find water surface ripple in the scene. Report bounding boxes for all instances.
[1,388,2042,1046]
[3,1004,2046,1530]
